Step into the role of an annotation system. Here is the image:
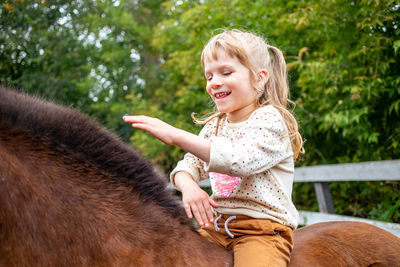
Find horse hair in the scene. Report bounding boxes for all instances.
[0,86,189,225]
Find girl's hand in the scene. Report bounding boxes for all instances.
[180,181,219,227]
[123,115,178,145]
[123,115,211,163]
[174,171,218,227]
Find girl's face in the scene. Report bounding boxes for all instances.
[204,48,258,123]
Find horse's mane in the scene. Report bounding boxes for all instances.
[0,87,189,224]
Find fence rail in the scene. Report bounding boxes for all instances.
[197,159,400,237]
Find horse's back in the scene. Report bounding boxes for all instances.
[290,221,400,266]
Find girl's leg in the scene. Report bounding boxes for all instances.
[233,229,293,267]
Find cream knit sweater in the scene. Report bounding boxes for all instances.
[170,105,299,229]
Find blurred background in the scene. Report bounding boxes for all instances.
[1,0,399,223]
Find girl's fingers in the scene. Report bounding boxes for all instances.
[183,203,193,219]
[195,202,211,227]
[203,199,214,223]
[190,205,204,226]
[130,123,151,131]
[123,115,153,125]
[122,115,140,123]
[209,198,219,208]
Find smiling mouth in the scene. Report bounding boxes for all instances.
[214,92,231,99]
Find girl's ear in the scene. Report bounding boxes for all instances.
[257,69,269,87]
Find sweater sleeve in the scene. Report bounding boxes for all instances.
[204,108,293,177]
[169,119,216,186]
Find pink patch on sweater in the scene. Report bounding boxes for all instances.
[210,172,240,198]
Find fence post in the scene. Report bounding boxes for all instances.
[314,182,335,214]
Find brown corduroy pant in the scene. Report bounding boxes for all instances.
[198,214,293,267]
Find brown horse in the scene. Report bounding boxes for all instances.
[1,87,399,266]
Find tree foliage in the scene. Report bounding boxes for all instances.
[0,0,163,140]
[1,0,399,222]
[0,0,94,107]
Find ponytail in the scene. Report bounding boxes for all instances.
[256,45,304,160]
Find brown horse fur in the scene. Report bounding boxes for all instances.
[1,86,400,266]
[290,221,400,266]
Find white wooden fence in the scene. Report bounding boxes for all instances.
[196,160,400,237]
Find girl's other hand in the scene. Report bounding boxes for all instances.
[180,181,219,227]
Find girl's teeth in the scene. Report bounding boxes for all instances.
[216,92,229,98]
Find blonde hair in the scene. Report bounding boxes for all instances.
[194,29,304,159]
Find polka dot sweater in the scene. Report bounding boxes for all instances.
[170,105,299,229]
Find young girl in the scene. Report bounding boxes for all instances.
[123,29,303,266]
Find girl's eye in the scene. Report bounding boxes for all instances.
[223,71,232,76]
[205,75,212,81]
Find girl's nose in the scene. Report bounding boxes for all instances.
[209,77,223,89]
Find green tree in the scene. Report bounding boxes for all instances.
[0,0,165,140]
[0,0,94,107]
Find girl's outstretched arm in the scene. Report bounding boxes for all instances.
[123,115,216,226]
[123,115,211,163]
